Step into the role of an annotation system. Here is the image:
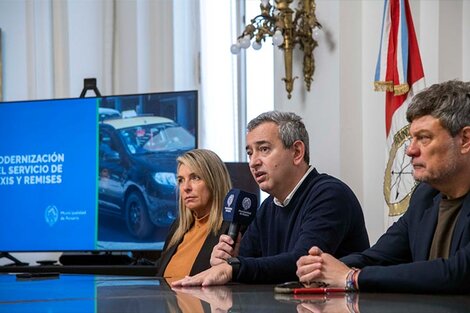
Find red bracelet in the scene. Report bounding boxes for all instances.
[345,268,360,292]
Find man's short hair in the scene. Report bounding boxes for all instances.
[247,111,310,164]
[406,80,470,136]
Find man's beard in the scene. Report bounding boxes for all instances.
[413,142,459,186]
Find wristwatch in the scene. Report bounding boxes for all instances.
[226,257,241,280]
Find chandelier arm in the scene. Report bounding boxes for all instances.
[232,0,321,99]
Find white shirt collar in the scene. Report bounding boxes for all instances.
[273,166,314,207]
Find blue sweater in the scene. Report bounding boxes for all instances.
[236,168,369,283]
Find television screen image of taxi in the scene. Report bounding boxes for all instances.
[0,91,197,252]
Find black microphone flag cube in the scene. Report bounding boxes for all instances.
[223,188,258,224]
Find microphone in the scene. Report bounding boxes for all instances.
[222,188,258,242]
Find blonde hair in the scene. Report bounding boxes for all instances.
[167,149,232,248]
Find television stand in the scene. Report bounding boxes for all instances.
[0,252,29,266]
[59,252,133,266]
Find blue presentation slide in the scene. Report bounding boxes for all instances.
[0,98,98,251]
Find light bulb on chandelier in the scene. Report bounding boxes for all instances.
[230,0,322,99]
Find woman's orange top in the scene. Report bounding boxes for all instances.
[163,214,210,278]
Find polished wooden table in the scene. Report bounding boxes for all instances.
[0,273,468,312]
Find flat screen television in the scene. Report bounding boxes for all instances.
[0,90,198,257]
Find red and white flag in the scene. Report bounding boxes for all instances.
[374,0,425,225]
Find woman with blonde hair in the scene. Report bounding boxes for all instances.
[156,149,232,278]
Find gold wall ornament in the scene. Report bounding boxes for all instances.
[383,124,418,216]
[231,0,321,99]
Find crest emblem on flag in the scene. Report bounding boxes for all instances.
[374,0,425,218]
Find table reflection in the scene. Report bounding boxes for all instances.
[172,285,232,313]
[275,293,355,313]
[175,283,470,313]
[274,291,470,313]
[1,274,469,313]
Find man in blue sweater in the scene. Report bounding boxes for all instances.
[172,111,369,286]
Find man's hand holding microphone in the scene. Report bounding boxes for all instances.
[172,188,257,287]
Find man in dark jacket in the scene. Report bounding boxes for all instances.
[297,80,470,294]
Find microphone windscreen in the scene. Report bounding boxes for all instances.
[222,188,258,225]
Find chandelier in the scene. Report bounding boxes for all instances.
[231,0,322,99]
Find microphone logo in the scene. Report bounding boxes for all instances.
[227,194,234,207]
[242,197,251,210]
